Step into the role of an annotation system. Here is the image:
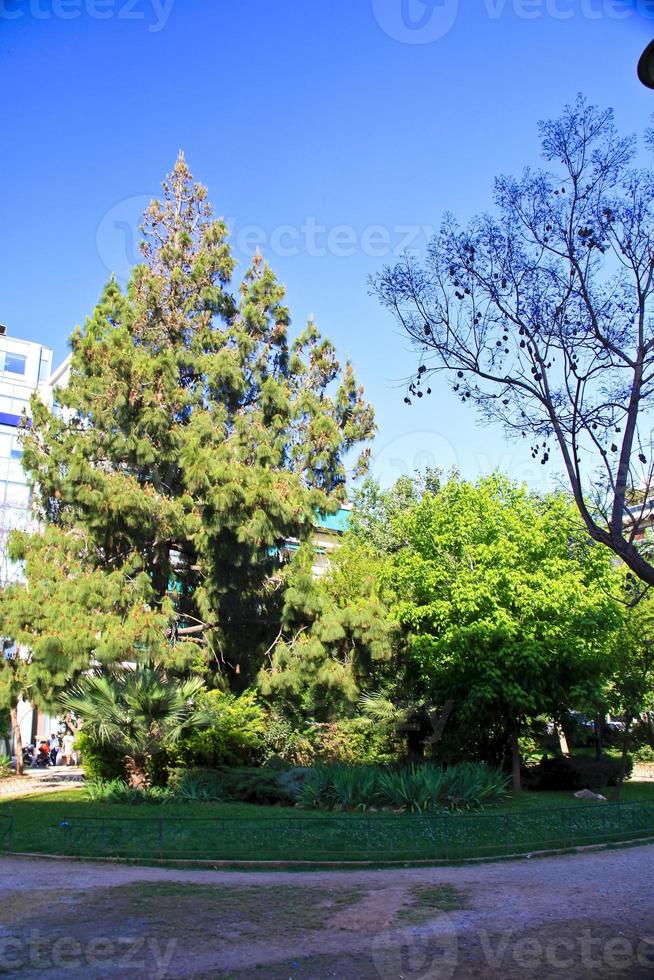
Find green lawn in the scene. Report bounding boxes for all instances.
[1,782,653,864]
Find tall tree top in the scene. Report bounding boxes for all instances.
[11,158,375,682]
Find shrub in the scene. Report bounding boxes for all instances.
[634,745,654,763]
[173,690,268,769]
[220,768,294,805]
[298,763,510,813]
[311,719,396,766]
[262,717,315,767]
[75,731,126,782]
[444,762,511,809]
[85,779,175,805]
[0,754,12,778]
[326,765,381,810]
[173,767,294,806]
[173,771,219,803]
[262,754,291,772]
[376,766,439,813]
[276,766,312,799]
[528,755,633,791]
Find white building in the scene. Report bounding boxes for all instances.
[0,329,59,758]
[0,332,53,558]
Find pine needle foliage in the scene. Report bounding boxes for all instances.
[3,155,374,693]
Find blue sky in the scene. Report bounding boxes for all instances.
[2,0,654,491]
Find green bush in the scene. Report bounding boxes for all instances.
[262,754,291,772]
[85,779,175,805]
[75,731,126,782]
[528,755,633,791]
[311,719,396,766]
[173,690,268,769]
[0,754,12,778]
[277,766,312,799]
[173,767,294,806]
[634,744,654,763]
[298,763,510,813]
[262,717,315,767]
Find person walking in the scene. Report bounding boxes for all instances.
[61,731,76,766]
[49,733,60,766]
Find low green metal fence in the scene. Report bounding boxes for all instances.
[13,800,654,862]
[0,814,13,852]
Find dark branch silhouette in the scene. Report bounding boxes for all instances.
[374,96,654,586]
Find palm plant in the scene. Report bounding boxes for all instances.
[61,666,207,788]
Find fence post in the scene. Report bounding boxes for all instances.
[60,817,70,853]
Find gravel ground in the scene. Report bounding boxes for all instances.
[1,844,653,978]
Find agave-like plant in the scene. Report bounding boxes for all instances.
[61,665,208,788]
[329,765,381,811]
[299,761,510,813]
[176,772,223,803]
[443,762,510,811]
[377,765,442,813]
[298,765,338,809]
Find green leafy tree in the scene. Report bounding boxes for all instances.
[606,593,654,780]
[61,665,207,787]
[5,155,374,701]
[347,469,442,555]
[388,474,624,789]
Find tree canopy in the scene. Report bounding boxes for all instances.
[386,474,624,785]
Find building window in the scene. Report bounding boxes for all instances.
[1,353,26,376]
[0,481,30,508]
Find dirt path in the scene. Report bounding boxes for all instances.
[1,845,653,978]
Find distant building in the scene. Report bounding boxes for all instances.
[0,331,58,757]
[0,333,54,574]
[624,497,654,544]
[312,505,351,575]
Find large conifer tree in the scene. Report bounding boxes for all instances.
[4,155,374,690]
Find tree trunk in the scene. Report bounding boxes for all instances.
[125,756,149,789]
[10,705,23,777]
[405,725,425,763]
[595,713,604,760]
[510,729,521,792]
[613,710,633,802]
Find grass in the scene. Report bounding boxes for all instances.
[395,884,469,923]
[1,781,653,864]
[84,881,365,934]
